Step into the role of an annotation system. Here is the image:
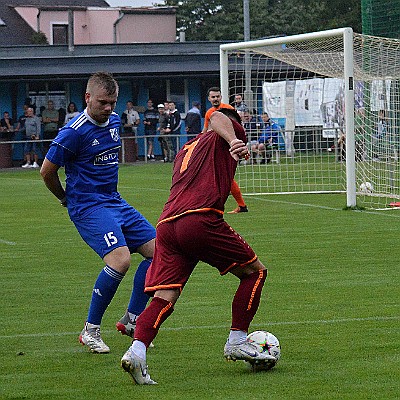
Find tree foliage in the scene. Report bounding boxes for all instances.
[162,0,362,41]
[31,31,49,45]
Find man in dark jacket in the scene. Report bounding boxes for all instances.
[165,101,181,154]
[185,101,202,136]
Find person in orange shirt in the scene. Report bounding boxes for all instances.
[202,87,248,214]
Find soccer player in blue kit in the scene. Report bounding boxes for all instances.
[40,72,155,353]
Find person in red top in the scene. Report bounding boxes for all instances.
[120,108,274,385]
[202,87,234,133]
[202,87,249,214]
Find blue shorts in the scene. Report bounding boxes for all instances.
[73,203,156,259]
[24,141,40,154]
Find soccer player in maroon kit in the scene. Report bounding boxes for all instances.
[121,108,275,385]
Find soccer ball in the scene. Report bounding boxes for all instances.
[246,330,281,371]
[360,181,374,194]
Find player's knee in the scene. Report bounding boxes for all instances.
[243,266,267,282]
[244,265,267,278]
[252,259,266,272]
[154,289,180,304]
[104,246,131,273]
[231,259,266,278]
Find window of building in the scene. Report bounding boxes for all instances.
[167,78,188,113]
[52,24,68,45]
[28,81,67,116]
[146,79,167,108]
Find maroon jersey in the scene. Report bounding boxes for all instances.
[158,119,246,225]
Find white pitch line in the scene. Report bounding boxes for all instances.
[166,315,400,331]
[0,238,16,245]
[248,195,345,211]
[0,315,398,340]
[250,196,400,217]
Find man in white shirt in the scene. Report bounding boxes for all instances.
[121,101,140,162]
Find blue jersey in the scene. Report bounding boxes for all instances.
[258,120,281,144]
[46,109,123,220]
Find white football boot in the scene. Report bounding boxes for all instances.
[121,348,157,385]
[79,322,110,353]
[224,340,276,363]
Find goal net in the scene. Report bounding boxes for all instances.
[220,28,400,209]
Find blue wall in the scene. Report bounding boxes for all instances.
[0,82,13,116]
[4,77,207,164]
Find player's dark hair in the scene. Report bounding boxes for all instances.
[207,87,221,96]
[216,108,242,124]
[87,71,118,95]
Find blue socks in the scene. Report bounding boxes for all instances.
[87,265,124,325]
[86,258,152,325]
[127,258,152,316]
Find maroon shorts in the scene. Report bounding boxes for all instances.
[145,212,257,295]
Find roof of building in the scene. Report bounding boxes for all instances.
[0,1,223,81]
[0,42,224,82]
[0,1,109,45]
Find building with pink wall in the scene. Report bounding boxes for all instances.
[0,0,224,165]
[115,8,177,43]
[13,6,176,45]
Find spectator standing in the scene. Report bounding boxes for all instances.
[157,103,174,162]
[1,111,15,134]
[185,101,202,136]
[41,100,59,153]
[203,87,248,214]
[24,97,36,114]
[165,101,181,155]
[40,72,156,354]
[22,107,41,168]
[143,99,158,161]
[120,109,272,385]
[64,102,80,125]
[233,94,248,112]
[121,101,140,135]
[121,101,140,162]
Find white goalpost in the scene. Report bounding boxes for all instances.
[220,27,400,209]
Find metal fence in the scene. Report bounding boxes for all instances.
[0,133,195,168]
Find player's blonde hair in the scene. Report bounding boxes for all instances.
[86,71,118,95]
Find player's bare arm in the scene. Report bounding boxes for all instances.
[209,111,249,160]
[40,158,66,204]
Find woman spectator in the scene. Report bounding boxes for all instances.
[64,102,80,125]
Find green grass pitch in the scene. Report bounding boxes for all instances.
[0,163,399,399]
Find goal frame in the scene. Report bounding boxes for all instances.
[220,27,356,207]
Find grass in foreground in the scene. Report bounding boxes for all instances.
[0,164,399,399]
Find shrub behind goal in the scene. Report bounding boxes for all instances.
[220,28,400,209]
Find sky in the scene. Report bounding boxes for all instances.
[106,0,165,6]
